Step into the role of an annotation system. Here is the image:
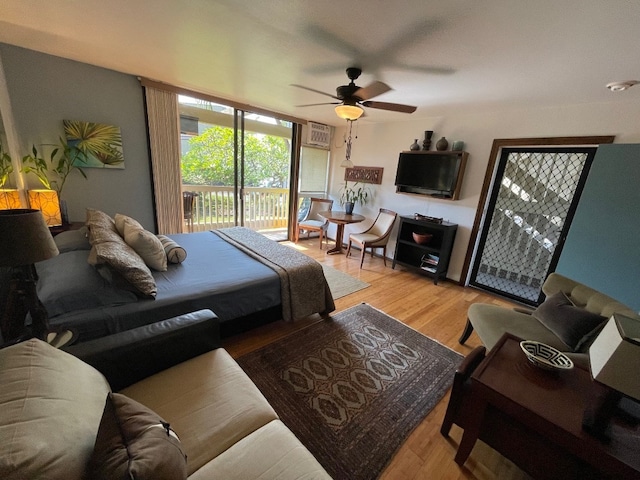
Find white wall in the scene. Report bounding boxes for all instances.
[327,100,640,282]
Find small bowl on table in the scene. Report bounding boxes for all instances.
[520,340,574,371]
[412,232,433,245]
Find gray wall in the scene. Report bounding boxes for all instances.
[0,43,155,229]
[557,144,640,311]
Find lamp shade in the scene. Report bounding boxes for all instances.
[589,313,640,400]
[0,209,59,267]
[335,104,364,120]
[28,189,62,226]
[0,189,21,209]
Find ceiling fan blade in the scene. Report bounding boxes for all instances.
[295,102,340,107]
[354,81,392,101]
[290,84,339,100]
[362,101,417,114]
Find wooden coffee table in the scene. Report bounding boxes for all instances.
[449,333,640,479]
[318,211,365,255]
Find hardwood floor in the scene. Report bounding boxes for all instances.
[222,238,533,480]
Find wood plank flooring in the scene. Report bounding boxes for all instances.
[222,238,532,480]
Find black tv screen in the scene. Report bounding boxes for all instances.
[394,152,464,198]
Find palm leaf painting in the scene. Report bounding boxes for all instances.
[63,119,124,168]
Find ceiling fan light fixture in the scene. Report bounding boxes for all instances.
[335,104,364,120]
[606,80,639,92]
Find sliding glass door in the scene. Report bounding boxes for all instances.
[178,96,293,238]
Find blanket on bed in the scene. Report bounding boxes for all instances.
[213,227,335,321]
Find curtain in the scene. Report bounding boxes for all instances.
[143,86,183,234]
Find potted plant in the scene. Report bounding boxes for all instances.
[21,138,88,223]
[340,181,370,215]
[0,138,13,188]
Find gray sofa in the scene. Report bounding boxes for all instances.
[459,273,640,367]
[0,310,331,479]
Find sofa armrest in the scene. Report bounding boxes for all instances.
[64,309,220,391]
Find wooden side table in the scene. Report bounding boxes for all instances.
[318,211,365,255]
[444,333,640,479]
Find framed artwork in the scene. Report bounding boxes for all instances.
[344,166,384,184]
[63,119,124,169]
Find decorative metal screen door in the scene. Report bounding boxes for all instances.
[470,147,597,305]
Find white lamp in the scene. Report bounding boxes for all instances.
[335,104,364,121]
[589,313,640,400]
[583,313,640,437]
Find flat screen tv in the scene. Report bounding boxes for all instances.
[394,151,467,200]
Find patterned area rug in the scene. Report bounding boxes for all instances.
[237,303,462,479]
[321,264,370,299]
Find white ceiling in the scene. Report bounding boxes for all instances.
[1,0,639,126]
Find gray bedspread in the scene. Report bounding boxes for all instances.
[214,227,335,321]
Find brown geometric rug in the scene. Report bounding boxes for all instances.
[237,303,462,479]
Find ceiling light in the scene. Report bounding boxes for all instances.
[335,104,364,121]
[606,80,639,92]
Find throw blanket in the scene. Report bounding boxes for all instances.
[213,227,335,321]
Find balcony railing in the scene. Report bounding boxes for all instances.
[183,185,290,232]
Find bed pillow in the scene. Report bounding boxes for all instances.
[86,209,122,245]
[87,393,187,480]
[157,235,187,264]
[115,213,143,237]
[36,250,138,317]
[54,226,90,253]
[123,222,167,272]
[532,291,607,351]
[92,241,157,298]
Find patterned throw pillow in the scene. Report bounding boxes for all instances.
[93,240,157,298]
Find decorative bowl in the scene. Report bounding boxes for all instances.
[412,232,433,245]
[520,340,574,371]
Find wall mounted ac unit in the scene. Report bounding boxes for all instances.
[306,122,331,148]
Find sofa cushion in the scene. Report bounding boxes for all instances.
[532,291,607,351]
[54,226,90,253]
[188,420,331,480]
[87,393,187,480]
[121,348,278,475]
[0,339,111,480]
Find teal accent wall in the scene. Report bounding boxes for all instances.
[557,144,640,311]
[0,43,154,229]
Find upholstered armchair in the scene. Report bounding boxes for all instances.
[296,198,333,249]
[346,208,397,268]
[459,272,640,368]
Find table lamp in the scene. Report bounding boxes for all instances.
[28,189,63,226]
[0,209,71,346]
[0,189,21,209]
[583,313,640,438]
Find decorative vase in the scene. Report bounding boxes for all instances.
[410,139,420,151]
[344,201,355,215]
[436,136,449,151]
[423,130,433,150]
[452,140,465,151]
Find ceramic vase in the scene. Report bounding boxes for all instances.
[436,136,449,151]
[410,139,420,151]
[344,201,355,215]
[422,130,433,150]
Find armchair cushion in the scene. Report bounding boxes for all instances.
[532,291,607,351]
[87,392,187,480]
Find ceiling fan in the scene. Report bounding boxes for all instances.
[291,67,417,120]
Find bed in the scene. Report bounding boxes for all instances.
[36,220,335,343]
